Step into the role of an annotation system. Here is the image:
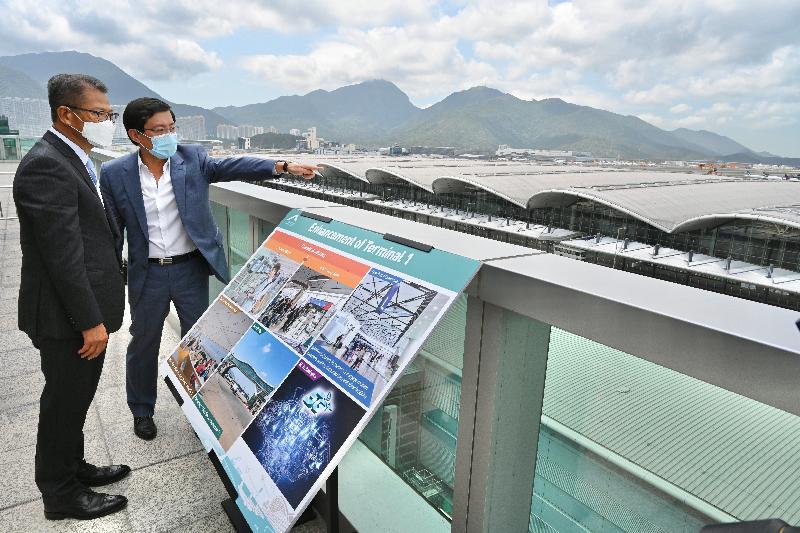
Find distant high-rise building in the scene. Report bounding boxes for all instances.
[0,115,19,135]
[236,124,264,138]
[0,97,128,144]
[216,124,238,140]
[289,128,301,136]
[237,137,251,150]
[176,115,205,141]
[303,127,319,150]
[0,114,22,160]
[0,97,50,137]
[267,126,278,134]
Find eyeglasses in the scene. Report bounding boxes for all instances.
[67,105,120,123]
[142,125,178,136]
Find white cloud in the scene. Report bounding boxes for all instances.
[242,26,497,102]
[236,0,800,115]
[0,0,436,81]
[637,113,666,127]
[624,85,683,105]
[2,0,800,153]
[673,115,706,127]
[709,102,735,114]
[473,42,517,62]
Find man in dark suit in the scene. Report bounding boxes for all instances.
[100,97,318,440]
[13,74,130,520]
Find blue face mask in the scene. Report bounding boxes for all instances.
[143,132,178,159]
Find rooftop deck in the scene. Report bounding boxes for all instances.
[0,166,326,532]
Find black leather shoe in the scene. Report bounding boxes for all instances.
[133,416,157,440]
[44,489,127,520]
[77,462,131,487]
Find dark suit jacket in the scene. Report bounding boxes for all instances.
[100,144,276,308]
[13,130,125,342]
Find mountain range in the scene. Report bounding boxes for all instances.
[0,51,796,163]
[0,52,230,133]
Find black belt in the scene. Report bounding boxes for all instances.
[148,249,202,265]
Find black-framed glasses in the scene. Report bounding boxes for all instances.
[67,105,120,123]
[142,125,178,136]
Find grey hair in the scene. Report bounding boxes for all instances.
[47,74,108,122]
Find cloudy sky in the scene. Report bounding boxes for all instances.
[3,0,799,155]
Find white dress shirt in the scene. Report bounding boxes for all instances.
[48,127,104,206]
[138,155,197,258]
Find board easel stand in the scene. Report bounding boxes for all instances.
[165,375,345,533]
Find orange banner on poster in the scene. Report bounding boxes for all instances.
[218,294,240,313]
[264,230,369,288]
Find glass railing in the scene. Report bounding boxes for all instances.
[529,326,800,532]
[99,166,798,533]
[358,294,468,520]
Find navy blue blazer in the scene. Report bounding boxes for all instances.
[100,144,276,307]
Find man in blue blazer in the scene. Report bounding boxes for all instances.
[100,97,318,440]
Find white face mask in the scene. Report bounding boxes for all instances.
[70,111,116,148]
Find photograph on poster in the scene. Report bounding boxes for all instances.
[306,268,450,403]
[242,362,365,509]
[196,325,300,450]
[224,246,302,318]
[168,295,253,396]
[260,265,355,355]
[314,311,360,355]
[342,268,439,347]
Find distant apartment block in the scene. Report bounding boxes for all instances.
[216,124,237,140]
[0,97,51,137]
[176,115,206,141]
[289,128,301,136]
[303,127,319,150]
[239,125,264,138]
[1,114,21,160]
[267,126,278,134]
[216,123,264,140]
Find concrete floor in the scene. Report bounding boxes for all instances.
[0,167,325,532]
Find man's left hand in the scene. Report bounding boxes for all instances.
[287,162,321,180]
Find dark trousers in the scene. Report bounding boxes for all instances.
[35,335,104,503]
[126,255,209,417]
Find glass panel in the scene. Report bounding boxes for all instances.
[257,218,276,244]
[530,327,800,532]
[209,201,228,303]
[2,138,18,160]
[227,207,251,280]
[340,293,469,530]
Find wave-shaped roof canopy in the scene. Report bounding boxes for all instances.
[310,157,800,233]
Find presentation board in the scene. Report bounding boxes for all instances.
[162,209,480,532]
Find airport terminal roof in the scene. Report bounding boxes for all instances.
[308,157,800,233]
[563,235,800,295]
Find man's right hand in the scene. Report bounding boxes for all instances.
[79,323,108,359]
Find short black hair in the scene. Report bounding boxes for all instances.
[47,74,108,122]
[123,97,176,145]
